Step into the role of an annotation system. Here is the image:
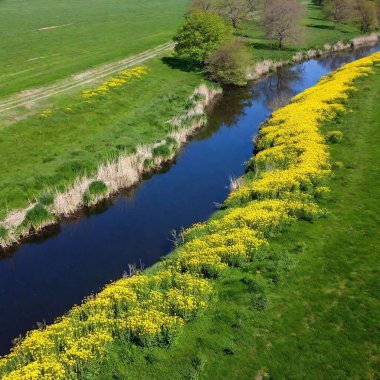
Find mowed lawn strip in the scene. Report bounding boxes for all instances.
[91,67,380,379]
[0,58,202,218]
[0,0,188,97]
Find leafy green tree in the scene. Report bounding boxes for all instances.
[204,38,252,85]
[173,12,233,64]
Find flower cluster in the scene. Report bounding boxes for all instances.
[1,52,379,379]
[39,109,52,118]
[0,271,212,379]
[81,66,147,100]
[226,53,380,206]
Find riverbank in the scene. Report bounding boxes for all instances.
[0,79,221,248]
[1,50,378,380]
[93,54,380,379]
[0,0,378,249]
[1,35,379,250]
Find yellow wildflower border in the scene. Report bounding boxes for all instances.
[1,52,379,379]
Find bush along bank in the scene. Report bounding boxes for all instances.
[0,81,221,249]
[0,50,379,379]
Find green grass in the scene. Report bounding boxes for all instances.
[21,203,53,229]
[83,180,108,206]
[0,0,188,98]
[240,1,361,62]
[0,58,203,218]
[89,67,380,379]
[0,0,366,222]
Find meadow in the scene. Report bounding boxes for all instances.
[0,0,188,97]
[241,1,361,63]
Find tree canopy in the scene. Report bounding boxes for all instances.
[173,11,233,64]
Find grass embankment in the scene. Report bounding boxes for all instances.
[1,51,378,379]
[0,0,188,98]
[94,60,380,379]
[0,59,203,220]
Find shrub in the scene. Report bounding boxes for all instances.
[204,38,252,86]
[152,144,172,158]
[332,160,345,169]
[326,130,344,143]
[88,180,108,195]
[39,192,55,206]
[83,181,108,206]
[23,204,53,229]
[143,158,155,169]
[314,185,331,199]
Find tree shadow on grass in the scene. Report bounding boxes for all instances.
[307,23,335,30]
[161,56,201,73]
[308,16,326,21]
[251,41,297,52]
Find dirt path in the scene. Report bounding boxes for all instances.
[0,41,174,114]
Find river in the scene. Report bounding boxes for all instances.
[0,44,378,355]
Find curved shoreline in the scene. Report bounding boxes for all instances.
[0,84,222,249]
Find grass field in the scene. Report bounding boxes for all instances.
[0,58,203,219]
[0,0,188,98]
[91,66,380,379]
[242,1,361,62]
[0,1,366,227]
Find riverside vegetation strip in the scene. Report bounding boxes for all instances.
[0,60,220,247]
[1,51,378,379]
[0,0,378,247]
[96,58,380,379]
[1,39,378,249]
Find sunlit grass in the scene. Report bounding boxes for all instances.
[91,65,380,380]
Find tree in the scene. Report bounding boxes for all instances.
[355,0,379,31]
[323,0,354,27]
[204,38,252,85]
[216,0,250,29]
[261,0,305,49]
[173,12,233,64]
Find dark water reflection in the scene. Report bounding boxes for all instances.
[0,44,378,355]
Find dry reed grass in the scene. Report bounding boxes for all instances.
[0,85,222,248]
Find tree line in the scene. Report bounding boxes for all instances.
[317,0,379,31]
[173,0,380,86]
